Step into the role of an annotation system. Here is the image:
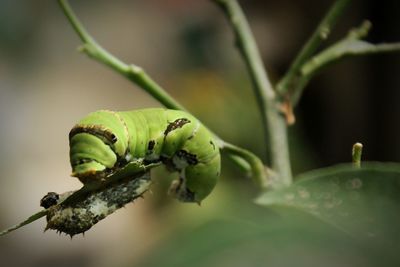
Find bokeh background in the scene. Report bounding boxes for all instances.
[0,0,399,266]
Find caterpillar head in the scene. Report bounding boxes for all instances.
[69,111,128,183]
[69,132,117,182]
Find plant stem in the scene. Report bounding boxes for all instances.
[213,0,292,186]
[276,0,352,97]
[352,142,363,168]
[58,0,268,187]
[291,21,400,105]
[222,142,268,188]
[58,0,186,111]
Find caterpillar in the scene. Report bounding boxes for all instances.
[69,108,221,204]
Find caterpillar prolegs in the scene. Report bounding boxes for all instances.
[69,108,221,203]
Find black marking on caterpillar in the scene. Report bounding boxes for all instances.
[210,140,216,150]
[69,125,118,144]
[147,140,155,151]
[159,155,177,172]
[176,150,198,165]
[164,118,191,136]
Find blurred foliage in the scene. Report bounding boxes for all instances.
[137,217,385,267]
[138,163,400,267]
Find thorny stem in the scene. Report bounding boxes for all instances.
[212,0,292,186]
[0,168,153,237]
[276,0,352,99]
[58,0,268,188]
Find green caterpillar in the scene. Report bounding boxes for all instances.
[69,108,220,203]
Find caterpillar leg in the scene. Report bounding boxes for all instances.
[168,152,220,204]
[168,171,196,203]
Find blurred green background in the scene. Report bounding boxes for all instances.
[0,0,399,266]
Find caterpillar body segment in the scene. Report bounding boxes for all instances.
[69,108,220,203]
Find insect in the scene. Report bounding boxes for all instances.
[69,108,221,204]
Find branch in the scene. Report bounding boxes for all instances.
[0,164,153,237]
[276,0,352,97]
[45,173,152,236]
[212,0,275,102]
[301,25,400,76]
[58,0,186,111]
[212,0,292,186]
[58,0,268,187]
[222,142,269,188]
[292,21,400,104]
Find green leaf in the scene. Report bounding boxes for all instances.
[256,162,400,241]
[0,210,47,237]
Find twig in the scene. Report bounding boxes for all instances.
[212,0,292,186]
[0,162,153,237]
[222,142,269,188]
[301,23,400,76]
[57,0,268,187]
[58,0,186,111]
[293,21,400,105]
[45,172,152,236]
[276,0,352,97]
